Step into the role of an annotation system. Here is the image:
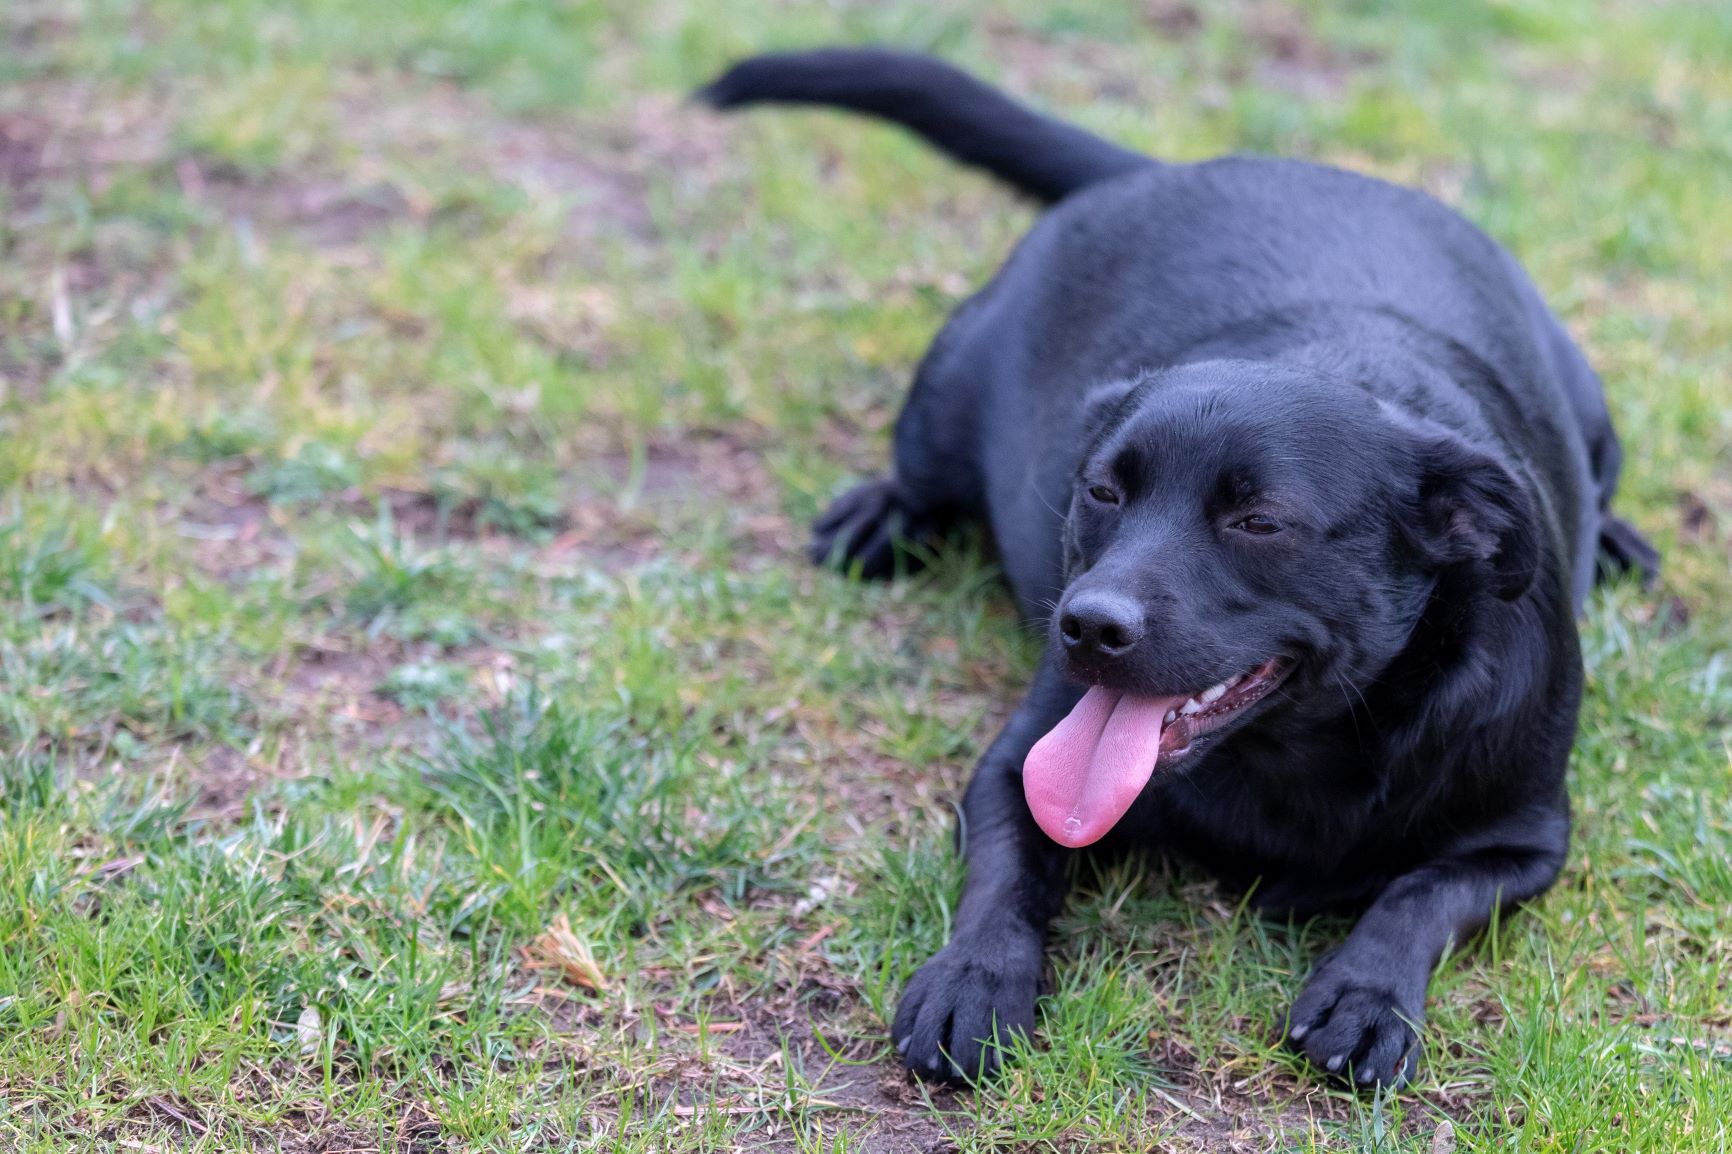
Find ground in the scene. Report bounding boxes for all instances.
[1,0,1729,1151]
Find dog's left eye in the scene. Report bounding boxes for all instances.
[1087,485,1121,506]
[1232,514,1283,535]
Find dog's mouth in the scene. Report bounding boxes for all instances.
[1155,656,1293,758]
[1022,657,1293,848]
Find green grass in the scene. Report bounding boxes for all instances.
[2,0,1729,1149]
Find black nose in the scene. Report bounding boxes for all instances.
[1057,590,1144,658]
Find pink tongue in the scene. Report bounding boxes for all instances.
[1023,687,1185,848]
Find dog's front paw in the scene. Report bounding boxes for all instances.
[892,938,1039,1085]
[1285,959,1423,1088]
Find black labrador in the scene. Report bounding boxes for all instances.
[699,47,1657,1088]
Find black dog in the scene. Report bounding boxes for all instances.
[700,48,1657,1088]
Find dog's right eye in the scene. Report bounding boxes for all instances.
[1087,484,1121,506]
[1232,514,1283,535]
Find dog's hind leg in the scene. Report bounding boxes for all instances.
[1548,326,1659,590]
[809,477,944,578]
[809,327,987,580]
[1582,405,1658,588]
[1527,299,1659,592]
[1597,514,1660,588]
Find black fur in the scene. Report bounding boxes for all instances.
[698,48,1150,204]
[702,47,1657,1089]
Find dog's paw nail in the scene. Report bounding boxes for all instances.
[1326,1054,1345,1072]
[895,1036,910,1055]
[1357,1066,1376,1084]
[1288,1023,1308,1041]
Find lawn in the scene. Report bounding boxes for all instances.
[1,0,1728,1150]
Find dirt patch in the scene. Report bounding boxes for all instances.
[6,64,723,257]
[0,5,739,262]
[0,113,46,192]
[283,645,406,726]
[337,81,736,252]
[1668,478,1732,608]
[617,993,1357,1153]
[0,81,175,206]
[178,743,272,822]
[1144,0,1207,41]
[178,470,296,583]
[394,488,500,540]
[980,16,1164,106]
[248,641,509,779]
[977,1,1375,109]
[587,435,774,505]
[526,873,1360,1150]
[717,1038,954,1151]
[188,470,547,567]
[504,281,620,367]
[93,1090,454,1154]
[1678,489,1717,545]
[1148,0,1382,102]
[1238,3,1377,99]
[186,161,416,247]
[162,641,473,823]
[545,430,798,574]
[0,75,183,399]
[2,57,409,251]
[564,993,962,1154]
[1677,483,1732,552]
[484,117,652,239]
[310,427,797,567]
[1,4,72,55]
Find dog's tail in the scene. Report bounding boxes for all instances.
[696,47,1154,204]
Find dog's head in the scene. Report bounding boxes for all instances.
[1023,360,1539,847]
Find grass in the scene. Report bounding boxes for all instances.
[1,0,1729,1149]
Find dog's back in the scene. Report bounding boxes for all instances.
[704,47,1654,598]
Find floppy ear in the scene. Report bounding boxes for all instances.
[1080,377,1140,448]
[1412,434,1541,601]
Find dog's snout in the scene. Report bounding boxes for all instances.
[1058,590,1145,658]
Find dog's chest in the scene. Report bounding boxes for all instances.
[1139,736,1410,903]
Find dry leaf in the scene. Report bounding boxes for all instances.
[527,913,608,992]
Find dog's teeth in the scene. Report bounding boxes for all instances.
[1180,698,1204,715]
[1200,682,1227,704]
[1163,709,1177,724]
[1224,674,1242,688]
